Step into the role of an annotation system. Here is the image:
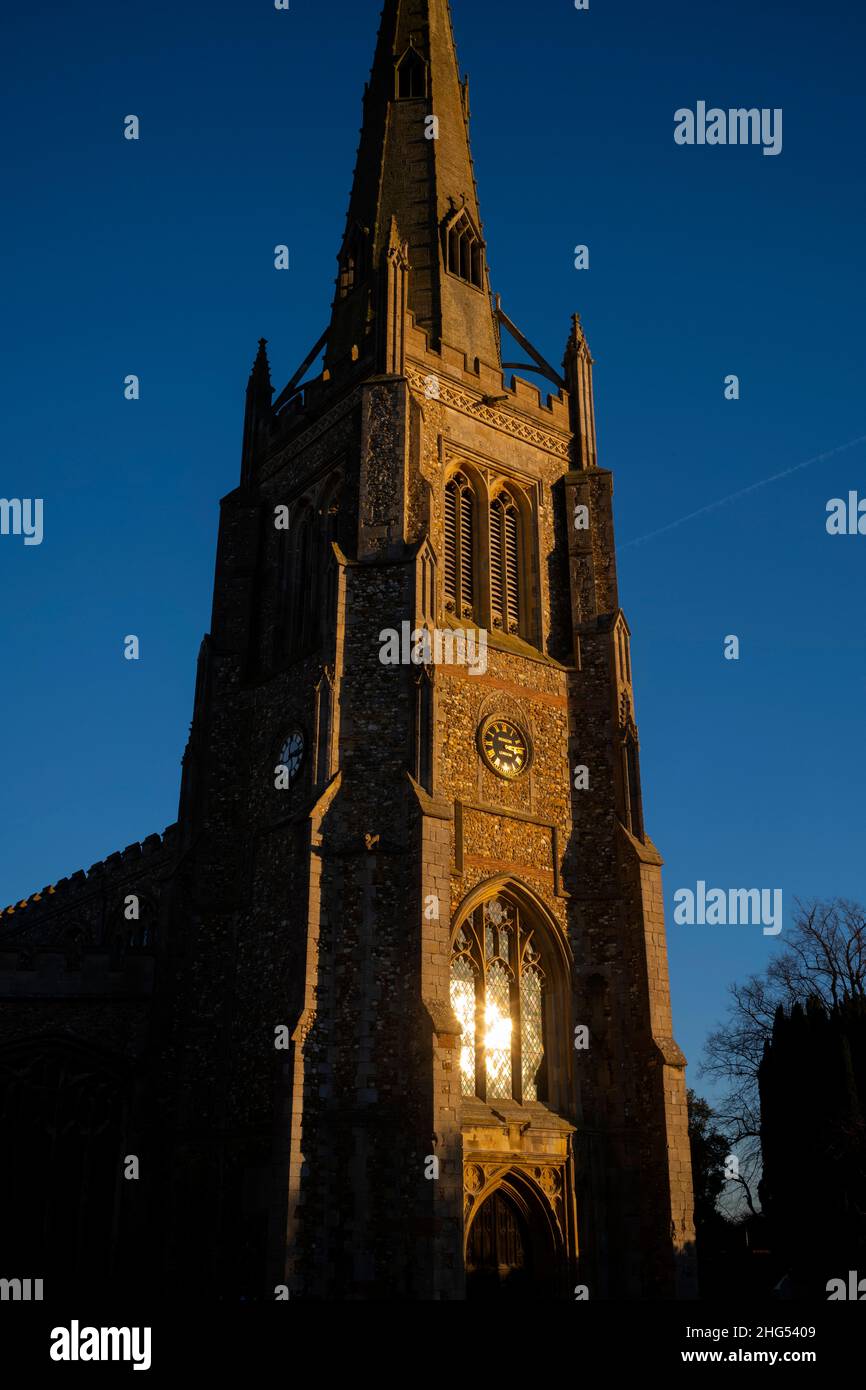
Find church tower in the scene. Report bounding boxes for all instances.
[168,0,696,1299]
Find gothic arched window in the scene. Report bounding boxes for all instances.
[320,479,342,636]
[444,471,475,620]
[109,901,156,967]
[287,506,315,657]
[396,46,427,100]
[450,897,546,1103]
[490,490,521,635]
[444,209,484,289]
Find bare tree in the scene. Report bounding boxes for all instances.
[700,898,866,1215]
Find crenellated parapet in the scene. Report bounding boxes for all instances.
[0,824,179,951]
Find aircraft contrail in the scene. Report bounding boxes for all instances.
[621,433,866,550]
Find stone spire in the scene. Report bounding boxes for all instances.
[241,338,273,484]
[326,0,500,373]
[563,314,598,470]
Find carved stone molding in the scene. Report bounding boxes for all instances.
[462,1158,567,1237]
[407,369,570,460]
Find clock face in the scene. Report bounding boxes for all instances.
[479,717,530,780]
[278,731,305,787]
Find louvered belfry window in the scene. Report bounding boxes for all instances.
[490,491,521,634]
[444,472,474,619]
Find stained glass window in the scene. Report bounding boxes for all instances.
[520,966,544,1101]
[449,897,546,1103]
[485,961,513,1098]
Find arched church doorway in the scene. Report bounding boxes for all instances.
[466,1188,532,1298]
[466,1178,558,1299]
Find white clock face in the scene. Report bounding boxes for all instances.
[278,731,305,787]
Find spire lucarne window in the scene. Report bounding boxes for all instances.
[324,0,502,371]
[450,897,546,1103]
[444,208,485,289]
[444,472,475,620]
[395,45,427,99]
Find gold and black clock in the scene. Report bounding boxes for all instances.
[478,716,531,780]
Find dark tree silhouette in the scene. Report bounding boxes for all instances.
[701,899,866,1215]
[687,1090,756,1296]
[688,1090,729,1227]
[759,994,866,1295]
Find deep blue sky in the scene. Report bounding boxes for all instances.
[1,0,864,1094]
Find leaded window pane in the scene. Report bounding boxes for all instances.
[450,954,476,1097]
[485,961,513,1099]
[450,900,545,1104]
[520,966,544,1102]
[486,898,507,927]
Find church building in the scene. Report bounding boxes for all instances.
[0,0,696,1300]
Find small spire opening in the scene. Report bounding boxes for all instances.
[395,46,427,100]
[338,225,368,300]
[444,208,485,290]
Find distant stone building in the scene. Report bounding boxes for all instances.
[0,0,695,1300]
